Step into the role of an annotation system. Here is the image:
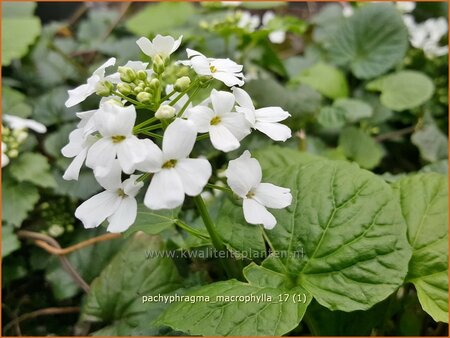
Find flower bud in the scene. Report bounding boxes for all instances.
[14,130,28,143]
[117,83,132,96]
[136,92,152,103]
[96,81,113,97]
[134,86,144,95]
[136,70,148,81]
[144,86,152,93]
[118,66,137,82]
[8,149,18,158]
[152,55,165,74]
[174,76,191,92]
[150,78,160,90]
[155,105,176,119]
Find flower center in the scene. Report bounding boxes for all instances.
[112,135,126,143]
[210,116,221,125]
[117,188,127,198]
[246,191,255,199]
[162,159,177,169]
[209,65,217,73]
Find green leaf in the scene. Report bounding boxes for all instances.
[9,153,56,188]
[265,160,411,311]
[367,71,435,111]
[327,3,408,79]
[2,17,41,66]
[241,1,286,9]
[334,98,373,122]
[2,178,39,226]
[33,87,78,126]
[2,224,21,257]
[317,106,347,129]
[339,127,384,169]
[243,262,291,289]
[82,233,182,335]
[52,168,102,200]
[296,62,348,99]
[420,160,448,175]
[43,123,76,158]
[394,174,448,323]
[411,123,448,163]
[124,205,180,238]
[2,2,36,17]
[216,198,266,256]
[157,280,312,336]
[126,2,195,37]
[77,10,119,49]
[2,86,32,118]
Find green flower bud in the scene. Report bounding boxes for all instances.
[144,86,152,93]
[152,55,165,74]
[48,224,64,237]
[14,130,28,143]
[117,83,132,96]
[96,81,114,97]
[136,70,148,81]
[155,105,176,119]
[199,76,213,87]
[150,78,160,90]
[174,76,191,92]
[8,149,18,158]
[134,86,144,94]
[136,92,152,103]
[118,66,137,82]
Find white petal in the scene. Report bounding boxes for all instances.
[116,137,148,174]
[107,197,138,233]
[187,106,215,133]
[3,115,47,133]
[162,118,197,160]
[175,158,212,196]
[190,55,212,76]
[212,58,243,73]
[210,89,235,116]
[62,149,87,181]
[85,138,117,173]
[136,37,155,57]
[94,159,122,191]
[225,150,261,197]
[254,121,291,141]
[123,175,144,197]
[75,191,121,229]
[61,129,85,158]
[152,35,177,57]
[269,30,286,44]
[253,182,292,209]
[92,57,116,77]
[243,198,277,229]
[65,83,96,107]
[186,48,203,58]
[213,72,245,87]
[254,107,290,123]
[232,87,254,110]
[171,35,183,53]
[209,124,240,152]
[2,153,9,167]
[144,169,185,210]
[132,139,163,173]
[220,112,251,141]
[95,103,136,137]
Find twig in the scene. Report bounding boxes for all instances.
[3,307,80,334]
[374,126,416,142]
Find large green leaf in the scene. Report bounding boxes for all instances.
[9,153,56,188]
[2,2,36,17]
[334,98,373,123]
[126,2,195,37]
[124,205,180,238]
[339,127,384,169]
[157,280,312,336]
[2,17,41,66]
[265,160,411,311]
[367,71,435,111]
[411,123,448,163]
[33,87,78,126]
[394,174,448,323]
[2,177,39,226]
[82,233,182,335]
[327,3,408,79]
[2,87,32,118]
[296,62,348,99]
[2,224,21,257]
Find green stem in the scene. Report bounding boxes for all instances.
[111,90,147,107]
[133,117,158,133]
[260,226,276,253]
[160,89,176,102]
[175,219,210,240]
[137,172,152,182]
[170,78,200,107]
[196,133,210,141]
[138,123,162,132]
[176,86,200,118]
[206,183,232,194]
[140,131,163,139]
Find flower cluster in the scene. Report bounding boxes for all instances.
[62,35,292,232]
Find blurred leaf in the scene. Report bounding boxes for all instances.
[44,123,76,158]
[339,127,384,169]
[52,169,102,200]
[420,160,448,174]
[327,3,408,79]
[411,123,448,162]
[318,106,346,129]
[126,2,195,36]
[311,4,344,46]
[82,233,182,335]
[9,153,56,188]
[2,2,36,17]
[284,56,314,79]
[2,256,27,288]
[2,86,32,118]
[334,98,373,122]
[241,2,286,9]
[394,174,448,323]
[367,71,435,111]
[77,9,119,49]
[98,37,140,65]
[295,62,348,99]
[2,177,39,226]
[2,17,41,66]
[123,205,180,238]
[2,224,21,257]
[33,87,79,126]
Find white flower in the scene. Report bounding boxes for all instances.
[225,151,292,229]
[75,161,143,232]
[187,89,250,152]
[396,1,415,13]
[341,2,354,17]
[137,118,212,210]
[164,85,192,117]
[2,142,9,167]
[221,1,241,6]
[233,87,291,141]
[136,35,183,59]
[3,114,47,133]
[238,11,260,32]
[155,104,176,119]
[85,102,148,176]
[262,11,286,44]
[65,58,116,107]
[106,60,152,83]
[61,128,96,181]
[180,49,245,87]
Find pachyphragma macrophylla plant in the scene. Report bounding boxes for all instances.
[62,34,292,246]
